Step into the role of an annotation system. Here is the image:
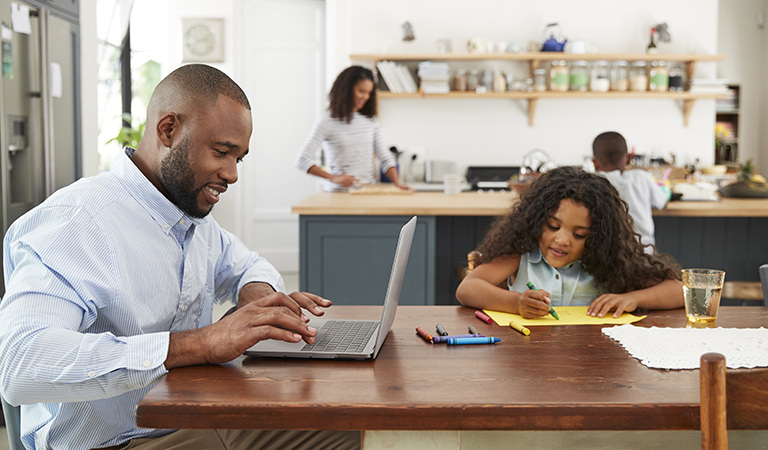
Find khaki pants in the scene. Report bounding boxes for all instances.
[94,429,361,450]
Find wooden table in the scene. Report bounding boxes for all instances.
[136,306,768,432]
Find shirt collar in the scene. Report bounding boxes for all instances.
[112,147,207,234]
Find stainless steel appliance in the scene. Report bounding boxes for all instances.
[424,160,456,184]
[0,0,81,294]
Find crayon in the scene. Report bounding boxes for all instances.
[525,281,559,320]
[432,334,485,343]
[435,323,449,336]
[508,320,530,336]
[415,327,434,343]
[475,310,492,324]
[468,324,480,335]
[447,337,501,345]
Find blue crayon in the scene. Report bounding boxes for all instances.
[447,337,501,345]
[432,334,485,343]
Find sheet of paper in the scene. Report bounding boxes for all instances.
[484,306,646,326]
[50,62,62,98]
[11,2,32,35]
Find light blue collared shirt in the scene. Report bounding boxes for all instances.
[0,148,284,450]
[508,248,603,306]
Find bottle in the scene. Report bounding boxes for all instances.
[590,61,609,92]
[569,61,588,92]
[668,63,684,92]
[610,61,628,91]
[648,61,669,92]
[467,69,480,92]
[646,27,657,54]
[549,60,569,92]
[629,61,648,91]
[453,69,467,92]
[493,71,507,93]
[533,69,547,92]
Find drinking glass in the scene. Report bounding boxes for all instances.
[681,269,726,323]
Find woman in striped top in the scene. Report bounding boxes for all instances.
[295,66,410,192]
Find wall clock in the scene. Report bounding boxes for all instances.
[181,18,224,63]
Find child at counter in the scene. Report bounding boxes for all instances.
[592,131,668,250]
[294,65,410,192]
[455,166,683,319]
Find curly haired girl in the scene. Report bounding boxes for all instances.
[456,166,683,319]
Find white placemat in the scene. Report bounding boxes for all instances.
[602,324,768,370]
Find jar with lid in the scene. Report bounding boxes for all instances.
[549,60,569,92]
[629,61,648,91]
[648,61,669,92]
[533,68,547,91]
[610,61,628,91]
[590,60,610,92]
[668,63,684,92]
[569,61,588,92]
[467,69,480,92]
[453,69,467,92]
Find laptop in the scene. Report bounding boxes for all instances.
[244,216,417,360]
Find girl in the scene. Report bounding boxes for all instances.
[456,166,683,319]
[294,65,409,192]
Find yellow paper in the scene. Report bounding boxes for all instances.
[483,306,646,326]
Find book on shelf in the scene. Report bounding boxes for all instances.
[376,61,417,93]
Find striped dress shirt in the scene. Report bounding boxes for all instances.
[0,148,284,450]
[294,111,396,191]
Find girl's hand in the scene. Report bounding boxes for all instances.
[588,293,638,318]
[330,174,359,187]
[519,288,552,319]
[395,183,415,192]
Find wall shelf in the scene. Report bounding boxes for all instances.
[351,52,727,126]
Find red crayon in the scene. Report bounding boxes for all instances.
[415,327,434,343]
[475,310,492,324]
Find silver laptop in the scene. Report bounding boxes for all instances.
[245,216,417,360]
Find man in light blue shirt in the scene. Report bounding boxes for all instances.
[0,65,359,450]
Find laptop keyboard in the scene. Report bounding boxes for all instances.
[301,320,379,353]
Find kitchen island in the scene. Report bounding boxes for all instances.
[293,192,768,305]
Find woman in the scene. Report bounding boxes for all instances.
[294,66,409,191]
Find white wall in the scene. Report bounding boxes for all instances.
[718,0,768,175]
[80,0,99,177]
[328,0,721,171]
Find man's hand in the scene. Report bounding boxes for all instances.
[165,289,332,370]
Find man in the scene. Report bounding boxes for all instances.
[0,64,360,449]
[592,131,668,250]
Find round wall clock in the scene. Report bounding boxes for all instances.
[181,18,224,63]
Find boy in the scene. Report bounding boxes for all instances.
[592,131,668,250]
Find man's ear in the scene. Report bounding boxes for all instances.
[592,157,602,171]
[156,113,179,147]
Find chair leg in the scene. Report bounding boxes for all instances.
[700,352,728,450]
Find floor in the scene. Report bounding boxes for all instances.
[0,274,300,450]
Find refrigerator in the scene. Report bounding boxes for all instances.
[0,0,81,294]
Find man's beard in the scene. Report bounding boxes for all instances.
[160,134,212,218]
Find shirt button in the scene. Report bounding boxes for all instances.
[143,360,151,368]
[180,219,186,225]
[88,371,95,377]
[556,274,560,279]
[181,305,186,311]
[163,224,169,230]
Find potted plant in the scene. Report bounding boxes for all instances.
[718,158,768,198]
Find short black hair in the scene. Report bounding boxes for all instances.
[592,131,627,166]
[164,63,250,111]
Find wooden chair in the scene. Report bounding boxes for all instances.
[760,264,768,306]
[1,395,23,450]
[699,353,768,450]
[721,281,764,306]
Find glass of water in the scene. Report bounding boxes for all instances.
[681,269,726,323]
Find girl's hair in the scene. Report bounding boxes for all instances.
[328,66,376,123]
[476,166,679,293]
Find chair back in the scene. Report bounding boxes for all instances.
[699,353,768,450]
[1,395,24,450]
[760,264,768,306]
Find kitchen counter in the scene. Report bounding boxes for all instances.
[293,192,768,305]
[292,191,768,217]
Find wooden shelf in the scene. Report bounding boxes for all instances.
[352,52,726,126]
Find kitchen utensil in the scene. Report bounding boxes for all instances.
[541,23,567,52]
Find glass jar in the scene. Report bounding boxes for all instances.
[590,60,610,92]
[533,68,547,92]
[648,61,669,92]
[549,60,569,92]
[629,61,648,91]
[467,69,480,92]
[668,63,684,92]
[611,61,628,91]
[569,60,588,92]
[453,69,467,92]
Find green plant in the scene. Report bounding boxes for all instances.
[107,113,145,149]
